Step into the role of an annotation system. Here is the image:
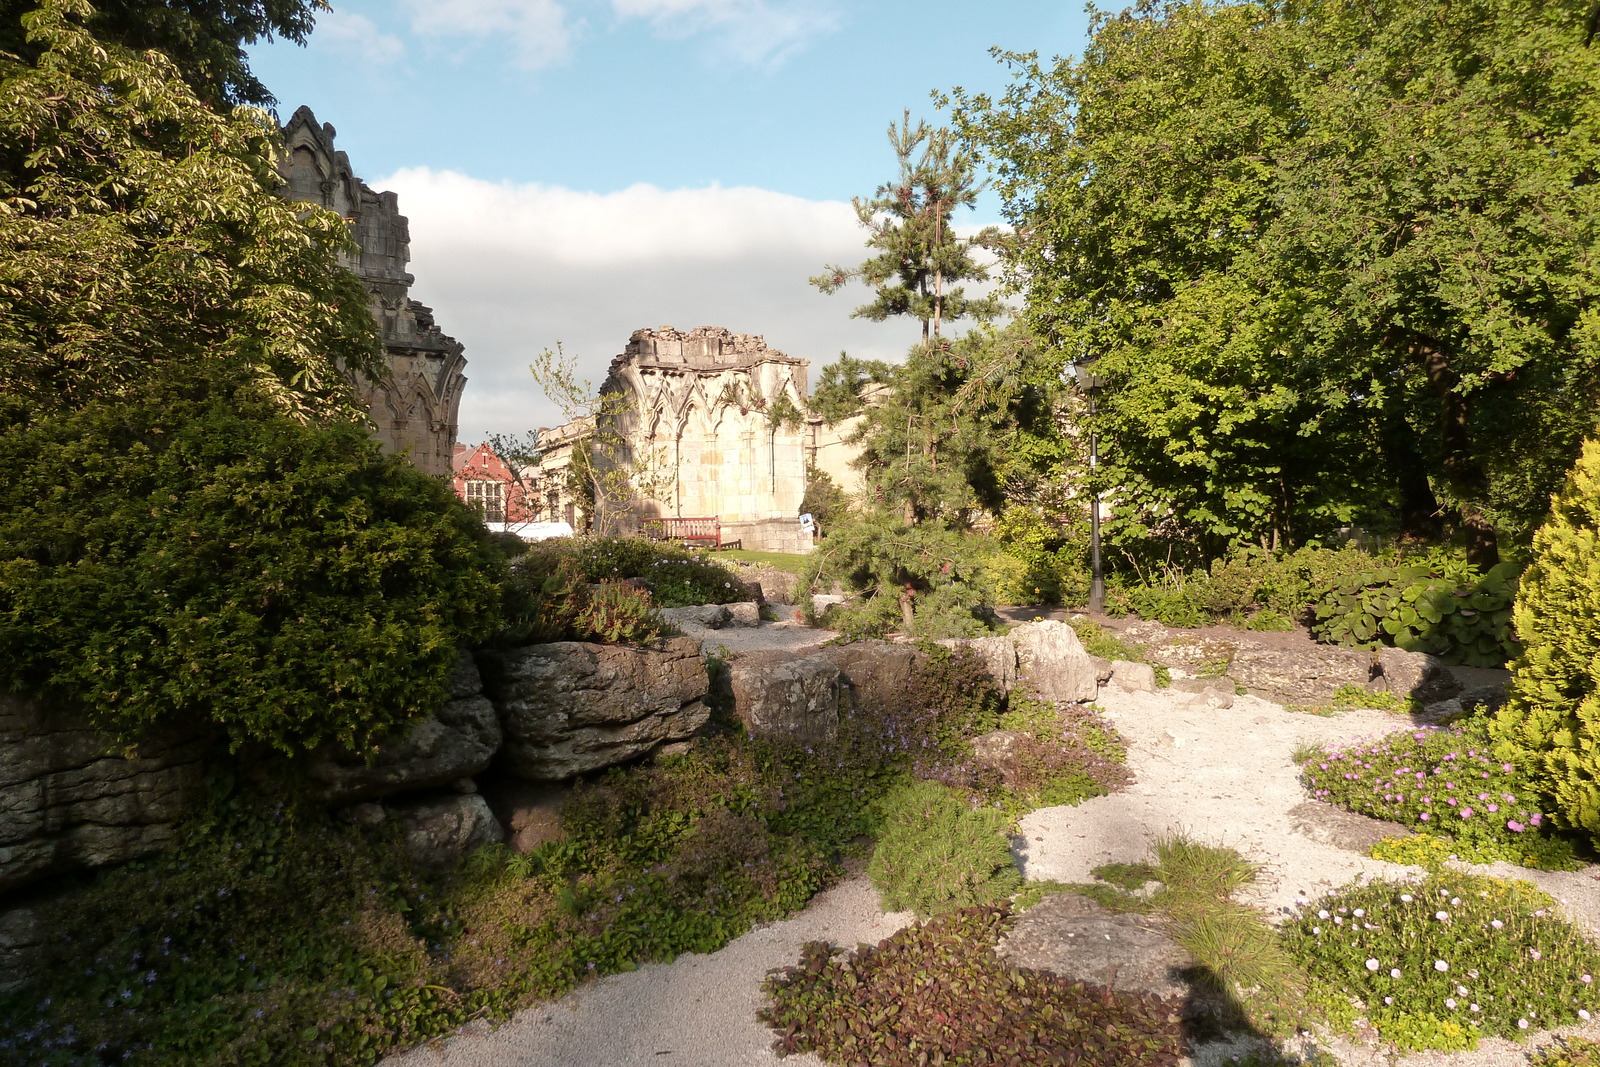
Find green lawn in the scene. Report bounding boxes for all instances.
[706,548,810,574]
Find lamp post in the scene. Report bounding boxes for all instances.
[1070,357,1106,613]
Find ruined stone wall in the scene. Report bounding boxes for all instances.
[533,327,815,550]
[279,108,466,478]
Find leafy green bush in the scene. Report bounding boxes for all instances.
[866,780,1021,917]
[1493,439,1600,850]
[499,552,668,646]
[0,371,501,753]
[570,537,747,607]
[1284,872,1600,1051]
[759,905,1185,1066]
[987,505,1090,606]
[1532,1037,1600,1066]
[1311,559,1518,666]
[1299,722,1578,869]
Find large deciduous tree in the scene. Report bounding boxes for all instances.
[0,0,325,106]
[953,0,1600,565]
[0,0,382,423]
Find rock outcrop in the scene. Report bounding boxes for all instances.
[481,637,710,779]
[390,794,504,869]
[0,694,212,894]
[728,651,842,744]
[306,652,500,804]
[1012,620,1100,703]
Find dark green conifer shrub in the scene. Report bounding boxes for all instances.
[1493,439,1600,845]
[866,779,1020,917]
[0,368,501,753]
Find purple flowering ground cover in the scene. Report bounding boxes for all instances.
[1299,722,1581,868]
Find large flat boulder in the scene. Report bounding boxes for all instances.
[306,651,500,804]
[1000,892,1191,1000]
[481,637,709,780]
[1225,644,1369,705]
[0,693,212,894]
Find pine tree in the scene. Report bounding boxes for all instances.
[812,111,1001,340]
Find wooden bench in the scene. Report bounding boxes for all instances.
[643,516,741,550]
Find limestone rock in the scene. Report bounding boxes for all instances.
[1368,648,1459,705]
[0,905,44,994]
[482,638,710,780]
[971,730,1029,790]
[1288,800,1410,853]
[728,651,841,745]
[305,693,501,805]
[391,794,503,870]
[1000,892,1191,1000]
[938,635,1018,691]
[808,594,849,625]
[818,641,920,716]
[485,781,567,855]
[447,649,484,699]
[1108,660,1157,693]
[1089,655,1115,686]
[1011,621,1098,703]
[1168,677,1236,709]
[0,693,211,894]
[1226,645,1369,705]
[1457,681,1509,713]
[661,604,732,632]
[725,601,762,628]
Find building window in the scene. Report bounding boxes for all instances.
[464,479,505,523]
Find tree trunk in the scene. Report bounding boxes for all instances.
[1380,404,1444,543]
[899,584,917,632]
[1407,333,1498,566]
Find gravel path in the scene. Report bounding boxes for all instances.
[384,677,1600,1067]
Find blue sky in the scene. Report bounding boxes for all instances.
[248,1,1091,440]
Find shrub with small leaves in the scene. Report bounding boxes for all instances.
[759,905,1185,1066]
[1284,872,1600,1051]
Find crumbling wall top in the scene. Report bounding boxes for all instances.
[618,325,803,373]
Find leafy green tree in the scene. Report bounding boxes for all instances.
[0,0,383,424]
[812,111,1002,340]
[953,0,1600,565]
[0,0,325,107]
[0,2,498,754]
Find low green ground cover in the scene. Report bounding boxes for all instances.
[1285,872,1600,1052]
[711,548,809,574]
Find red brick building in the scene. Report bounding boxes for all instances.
[451,443,530,524]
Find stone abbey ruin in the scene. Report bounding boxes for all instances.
[279,107,467,480]
[276,109,861,550]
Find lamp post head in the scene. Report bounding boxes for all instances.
[1070,357,1106,392]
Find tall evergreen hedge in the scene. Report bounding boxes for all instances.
[1492,439,1600,843]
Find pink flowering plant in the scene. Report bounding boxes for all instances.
[1298,722,1581,869]
[1284,872,1600,1052]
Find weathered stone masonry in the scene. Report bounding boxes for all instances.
[280,107,466,478]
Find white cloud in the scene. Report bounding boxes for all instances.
[314,10,406,66]
[402,0,575,70]
[373,167,935,442]
[609,0,837,65]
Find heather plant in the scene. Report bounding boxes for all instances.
[759,905,1186,1066]
[497,552,668,646]
[1298,722,1580,869]
[569,536,748,606]
[1283,872,1600,1052]
[866,779,1021,916]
